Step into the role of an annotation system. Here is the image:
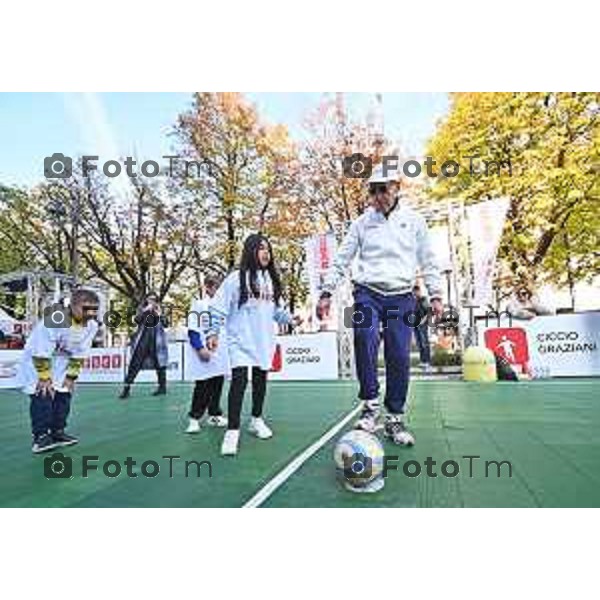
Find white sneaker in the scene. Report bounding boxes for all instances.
[221,429,240,456]
[185,418,201,434]
[206,415,228,428]
[384,415,415,446]
[354,399,381,433]
[248,417,273,440]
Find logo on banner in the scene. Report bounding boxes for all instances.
[84,353,123,371]
[484,328,529,366]
[271,344,282,372]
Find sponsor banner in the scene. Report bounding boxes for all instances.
[0,335,340,388]
[130,342,184,382]
[0,350,23,389]
[78,348,126,383]
[467,198,510,306]
[269,332,338,381]
[478,312,600,377]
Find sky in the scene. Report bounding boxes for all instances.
[0,92,449,188]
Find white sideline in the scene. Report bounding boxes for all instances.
[242,403,363,508]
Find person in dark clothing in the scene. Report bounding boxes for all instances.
[413,285,432,373]
[119,292,169,399]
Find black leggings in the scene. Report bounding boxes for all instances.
[227,366,268,430]
[189,376,224,419]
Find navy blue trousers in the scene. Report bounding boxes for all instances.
[30,391,72,437]
[352,285,416,415]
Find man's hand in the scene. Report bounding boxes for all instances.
[63,376,77,393]
[430,298,444,319]
[205,335,219,351]
[316,296,331,320]
[197,348,212,362]
[36,379,54,398]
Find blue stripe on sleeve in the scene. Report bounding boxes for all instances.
[188,330,204,350]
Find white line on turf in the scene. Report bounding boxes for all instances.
[242,403,363,508]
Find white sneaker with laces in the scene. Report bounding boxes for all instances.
[384,415,415,446]
[354,399,381,433]
[206,415,228,428]
[221,429,240,456]
[185,418,201,434]
[248,417,273,439]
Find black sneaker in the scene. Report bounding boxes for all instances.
[118,386,131,399]
[52,430,79,447]
[152,388,167,396]
[384,416,415,446]
[32,433,58,454]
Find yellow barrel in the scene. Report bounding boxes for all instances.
[463,346,498,382]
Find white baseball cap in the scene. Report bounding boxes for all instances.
[368,163,401,184]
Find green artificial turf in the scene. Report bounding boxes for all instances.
[1,379,599,507]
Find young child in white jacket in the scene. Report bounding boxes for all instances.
[18,288,100,454]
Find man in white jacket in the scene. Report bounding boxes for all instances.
[317,166,443,446]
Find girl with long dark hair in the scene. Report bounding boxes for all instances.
[206,233,298,455]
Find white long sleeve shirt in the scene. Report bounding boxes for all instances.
[322,201,443,298]
[186,298,230,380]
[208,270,291,370]
[18,319,99,394]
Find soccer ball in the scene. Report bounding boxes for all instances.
[334,430,385,489]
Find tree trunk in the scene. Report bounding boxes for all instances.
[226,207,235,270]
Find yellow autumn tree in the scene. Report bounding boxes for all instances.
[427,92,600,293]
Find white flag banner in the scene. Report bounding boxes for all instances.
[429,226,452,272]
[467,198,510,306]
[304,233,337,331]
[304,233,336,303]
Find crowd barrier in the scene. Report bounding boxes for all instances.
[0,332,339,389]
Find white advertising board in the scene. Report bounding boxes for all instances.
[129,342,184,382]
[0,350,23,389]
[477,312,600,377]
[78,347,126,383]
[269,332,338,381]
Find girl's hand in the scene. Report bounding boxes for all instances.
[36,379,55,398]
[197,348,212,362]
[292,315,303,328]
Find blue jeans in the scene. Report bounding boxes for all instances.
[30,391,72,437]
[352,285,415,415]
[414,323,431,364]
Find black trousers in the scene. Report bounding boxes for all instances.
[227,366,268,430]
[189,375,225,419]
[125,353,166,389]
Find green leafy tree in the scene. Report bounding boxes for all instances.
[427,92,600,291]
